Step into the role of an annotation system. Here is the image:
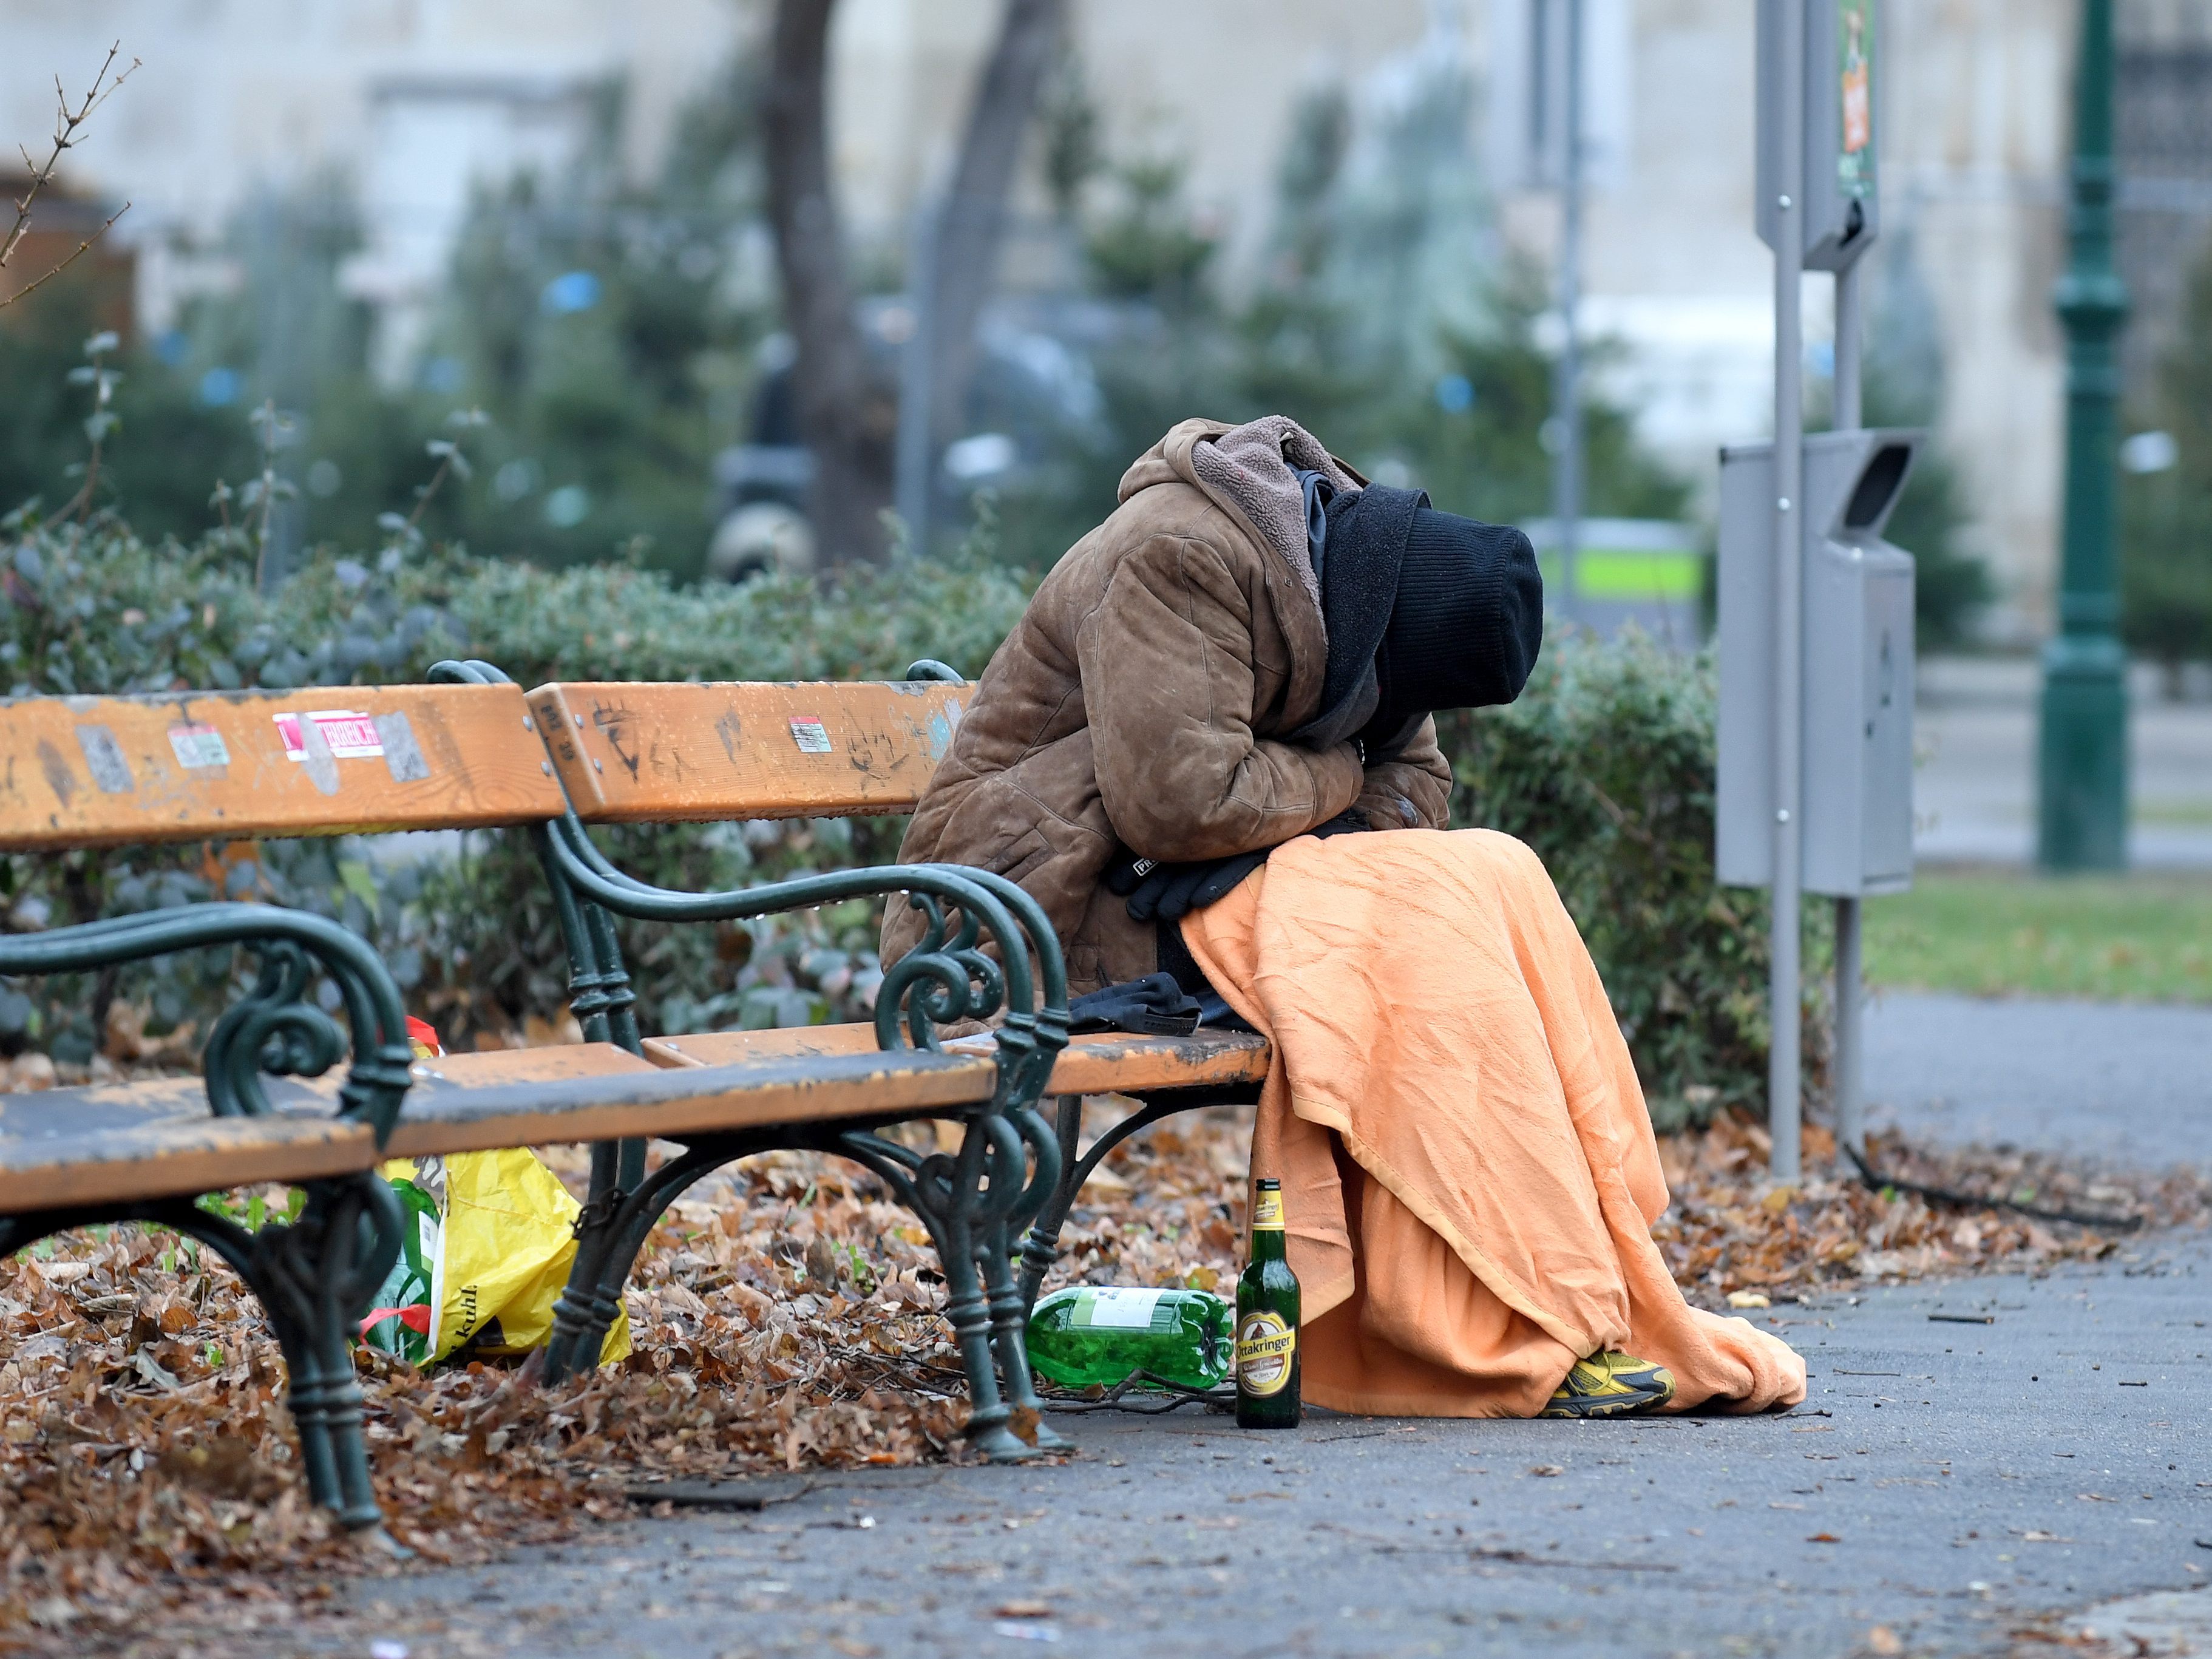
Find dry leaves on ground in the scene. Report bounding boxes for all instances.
[1654,1115,2208,1304]
[0,1099,2202,1649]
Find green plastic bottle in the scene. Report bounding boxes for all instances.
[1023,1285,1233,1389]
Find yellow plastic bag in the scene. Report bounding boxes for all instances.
[371,1150,631,1367]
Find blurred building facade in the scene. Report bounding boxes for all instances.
[4,0,2208,640]
[0,0,739,377]
[853,0,2212,643]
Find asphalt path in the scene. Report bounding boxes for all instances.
[1865,991,2212,1169]
[282,1232,2212,1659]
[242,989,2212,1658]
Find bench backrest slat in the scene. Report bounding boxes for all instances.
[526,680,968,823]
[0,684,565,850]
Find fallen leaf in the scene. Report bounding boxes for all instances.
[1726,1290,1771,1309]
[1530,1464,1565,1477]
[993,1600,1054,1619]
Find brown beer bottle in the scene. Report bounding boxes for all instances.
[1235,1177,1301,1428]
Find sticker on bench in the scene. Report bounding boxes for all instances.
[166,722,231,770]
[75,725,135,794]
[789,716,833,755]
[275,711,384,762]
[373,711,432,783]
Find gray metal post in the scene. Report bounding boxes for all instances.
[1768,0,1807,1184]
[1550,0,1587,623]
[894,198,940,558]
[1831,257,1865,1159]
[1833,259,1864,430]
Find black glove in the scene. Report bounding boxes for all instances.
[1067,972,1204,1036]
[1105,809,1371,924]
[1105,846,1266,923]
[1306,807,1372,841]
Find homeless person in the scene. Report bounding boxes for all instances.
[884,415,1806,1420]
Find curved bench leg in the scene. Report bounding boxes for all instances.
[932,1215,1030,1462]
[543,1141,717,1385]
[173,1174,401,1535]
[258,1176,400,1534]
[546,1133,1039,1464]
[837,1122,1034,1464]
[543,1136,652,1385]
[982,1107,1071,1452]
[1014,1094,1086,1309]
[983,1232,1071,1453]
[543,1121,1039,1465]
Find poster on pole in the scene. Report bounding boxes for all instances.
[1836,0,1875,199]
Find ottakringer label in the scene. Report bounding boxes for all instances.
[1235,1311,1295,1395]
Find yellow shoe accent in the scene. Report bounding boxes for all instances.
[1539,1350,1677,1418]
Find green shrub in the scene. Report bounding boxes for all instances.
[0,505,1030,1055]
[1440,628,1830,1130]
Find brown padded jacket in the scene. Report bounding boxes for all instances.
[882,416,1453,996]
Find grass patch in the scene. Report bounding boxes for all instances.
[1863,868,2212,1003]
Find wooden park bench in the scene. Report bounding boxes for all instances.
[456,661,1269,1364]
[0,667,1267,1530]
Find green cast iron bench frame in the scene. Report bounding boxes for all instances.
[488,661,1273,1403]
[0,677,1076,1530]
[0,660,1273,1525]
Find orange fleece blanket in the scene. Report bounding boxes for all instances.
[1179,828,1805,1417]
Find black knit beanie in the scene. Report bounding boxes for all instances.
[1364,507,1545,752]
[1292,489,1545,758]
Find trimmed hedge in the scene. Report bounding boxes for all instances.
[0,510,1031,1058]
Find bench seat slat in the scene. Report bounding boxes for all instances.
[0,1113,378,1211]
[526,680,968,823]
[381,1048,997,1156]
[0,1043,1002,1210]
[643,1026,1274,1097]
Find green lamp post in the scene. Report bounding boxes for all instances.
[2037,0,2131,872]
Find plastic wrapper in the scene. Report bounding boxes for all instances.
[361,1018,631,1367]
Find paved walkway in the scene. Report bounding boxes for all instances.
[1913,657,2212,870]
[1866,991,2212,1168]
[260,992,2211,1659]
[294,1241,2212,1659]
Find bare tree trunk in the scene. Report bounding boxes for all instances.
[764,0,1062,561]
[765,0,895,565]
[926,0,1070,452]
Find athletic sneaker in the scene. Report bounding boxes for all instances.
[1539,1350,1677,1418]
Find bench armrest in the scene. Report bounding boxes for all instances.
[428,657,1068,1097]
[0,904,415,1144]
[543,814,1067,1064]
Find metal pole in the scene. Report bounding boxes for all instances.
[894,198,940,558]
[1832,256,1865,1160]
[1768,0,1806,1185]
[1833,259,1864,431]
[1551,0,1586,623]
[1833,894,1864,1156]
[2035,0,2131,871]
